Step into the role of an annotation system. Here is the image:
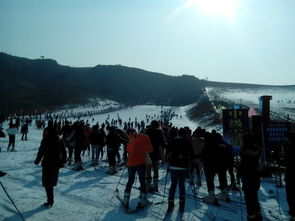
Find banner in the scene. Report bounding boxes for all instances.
[265,122,289,149]
[223,109,249,153]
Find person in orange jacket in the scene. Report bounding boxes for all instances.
[122,128,153,209]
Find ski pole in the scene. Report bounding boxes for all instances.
[162,166,169,202]
[0,180,26,221]
[112,165,127,199]
[239,187,243,221]
[154,166,169,221]
[191,166,198,208]
[273,160,282,215]
[134,171,138,190]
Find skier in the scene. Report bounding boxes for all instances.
[122,128,153,209]
[20,122,28,141]
[165,127,193,213]
[202,131,222,205]
[34,124,66,207]
[65,124,76,166]
[72,122,87,170]
[6,123,18,151]
[191,127,206,186]
[98,127,106,160]
[88,125,105,166]
[0,126,5,152]
[116,128,129,165]
[82,124,91,157]
[224,141,238,190]
[215,134,231,201]
[145,120,166,192]
[239,131,262,221]
[106,126,127,174]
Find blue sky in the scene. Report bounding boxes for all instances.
[1,0,294,85]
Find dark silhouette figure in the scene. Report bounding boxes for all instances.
[239,132,262,221]
[166,128,193,212]
[34,125,66,207]
[106,126,126,174]
[145,120,166,192]
[202,131,229,204]
[21,123,28,140]
[73,123,87,170]
[7,123,18,151]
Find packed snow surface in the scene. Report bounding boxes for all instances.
[0,104,290,221]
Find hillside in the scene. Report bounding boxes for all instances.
[0,53,204,116]
[1,53,294,119]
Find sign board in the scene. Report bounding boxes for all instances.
[222,109,249,153]
[265,122,289,149]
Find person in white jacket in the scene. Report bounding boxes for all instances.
[7,123,18,151]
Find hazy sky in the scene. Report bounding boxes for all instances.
[1,0,294,85]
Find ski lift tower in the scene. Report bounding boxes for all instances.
[258,95,272,172]
[259,95,272,123]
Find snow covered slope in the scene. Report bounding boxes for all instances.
[0,104,291,221]
[206,86,295,121]
[186,86,295,132]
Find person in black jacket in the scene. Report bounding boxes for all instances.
[202,131,222,204]
[145,120,167,192]
[106,126,127,174]
[214,133,231,201]
[34,124,66,207]
[166,127,193,213]
[21,122,28,141]
[88,125,105,166]
[73,122,87,170]
[239,131,262,221]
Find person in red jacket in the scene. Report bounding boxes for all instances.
[122,128,153,209]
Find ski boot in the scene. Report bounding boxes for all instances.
[72,161,83,171]
[106,166,117,175]
[122,192,130,208]
[203,191,219,205]
[167,196,174,212]
[216,190,230,202]
[137,193,149,208]
[247,212,262,221]
[91,160,98,167]
[196,177,202,186]
[179,196,185,213]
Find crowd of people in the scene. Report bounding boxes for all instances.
[1,110,294,221]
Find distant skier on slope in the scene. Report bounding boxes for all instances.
[6,123,18,152]
[20,122,28,141]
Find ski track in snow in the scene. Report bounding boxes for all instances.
[0,103,292,221]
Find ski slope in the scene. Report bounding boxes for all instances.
[0,104,291,221]
[206,86,295,121]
